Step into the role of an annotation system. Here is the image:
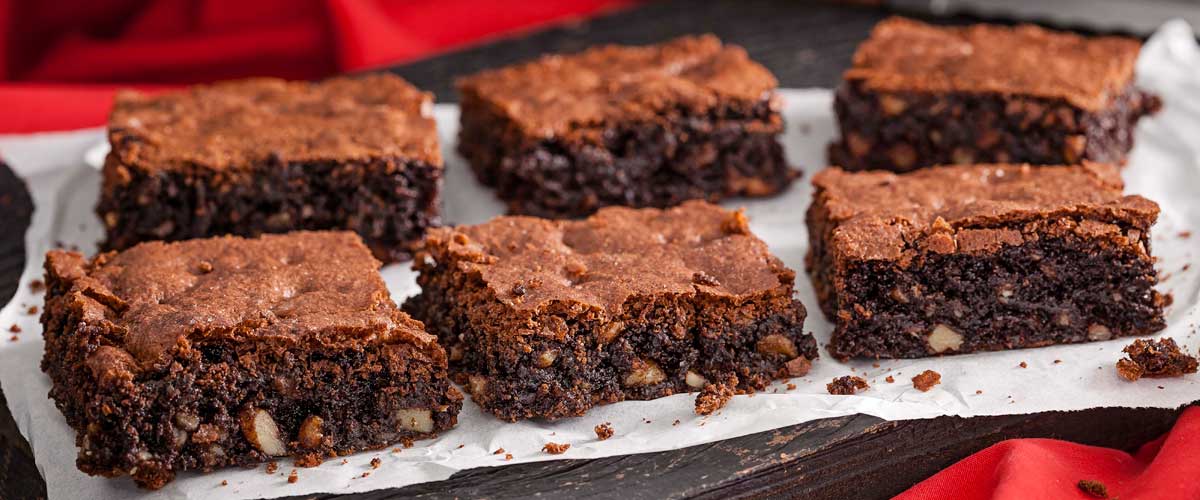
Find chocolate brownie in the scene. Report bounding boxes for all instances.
[829,17,1160,172]
[98,75,442,263]
[457,35,797,218]
[40,231,461,489]
[806,163,1166,359]
[404,201,815,420]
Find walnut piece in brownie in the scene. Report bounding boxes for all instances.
[694,374,738,416]
[405,201,816,420]
[1116,338,1198,381]
[40,232,461,489]
[830,17,1159,172]
[457,35,797,218]
[911,370,941,392]
[827,376,869,395]
[98,75,443,263]
[807,163,1166,359]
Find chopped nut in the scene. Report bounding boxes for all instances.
[784,356,812,377]
[827,376,869,395]
[448,343,465,362]
[888,143,917,169]
[879,94,907,115]
[597,321,625,344]
[511,283,526,297]
[297,415,325,449]
[721,210,750,235]
[1087,324,1112,341]
[927,324,964,353]
[542,442,570,455]
[911,370,941,392]
[468,375,489,395]
[287,469,298,483]
[685,370,709,389]
[197,261,213,273]
[1117,338,1198,382]
[623,358,666,387]
[394,408,434,433]
[951,147,975,165]
[846,132,872,157]
[1076,479,1108,498]
[756,334,798,358]
[1063,135,1087,163]
[240,408,287,456]
[535,349,559,368]
[1056,311,1072,327]
[594,423,614,440]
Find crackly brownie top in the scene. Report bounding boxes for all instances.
[45,231,433,368]
[109,75,441,171]
[813,163,1160,261]
[844,17,1143,110]
[424,200,793,313]
[458,35,778,138]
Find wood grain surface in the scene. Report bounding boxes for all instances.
[0,2,1189,499]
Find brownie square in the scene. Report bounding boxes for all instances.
[40,231,461,489]
[457,35,797,218]
[404,201,816,421]
[98,75,442,263]
[829,17,1161,172]
[806,163,1167,359]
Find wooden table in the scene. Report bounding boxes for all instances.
[0,1,1188,498]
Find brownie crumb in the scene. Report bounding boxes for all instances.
[542,442,570,455]
[672,419,681,426]
[504,453,513,460]
[265,461,278,474]
[827,376,869,395]
[197,261,213,273]
[786,383,797,390]
[1019,361,1028,368]
[287,469,298,483]
[8,324,20,333]
[885,375,895,383]
[370,457,381,469]
[594,423,614,440]
[976,390,983,395]
[28,280,44,293]
[911,370,941,392]
[1180,231,1192,239]
[25,305,37,315]
[695,374,738,415]
[220,480,228,486]
[511,283,526,297]
[1077,479,1109,498]
[1117,338,1198,381]
[493,447,506,455]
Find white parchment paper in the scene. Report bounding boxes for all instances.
[0,21,1198,500]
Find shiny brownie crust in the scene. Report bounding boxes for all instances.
[828,81,1160,172]
[404,202,816,421]
[806,164,1166,359]
[40,232,460,489]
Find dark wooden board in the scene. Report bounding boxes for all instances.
[0,1,1190,499]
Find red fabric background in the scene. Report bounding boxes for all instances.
[0,0,635,132]
[2,3,1197,499]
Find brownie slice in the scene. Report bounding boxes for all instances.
[98,75,442,263]
[40,231,461,489]
[806,163,1166,359]
[829,17,1160,172]
[405,201,815,421]
[457,35,797,219]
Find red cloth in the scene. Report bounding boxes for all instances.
[897,406,1200,499]
[0,0,635,132]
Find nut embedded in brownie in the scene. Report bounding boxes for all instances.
[829,17,1160,172]
[404,201,816,421]
[457,35,798,218]
[98,75,443,263]
[40,231,461,489]
[806,162,1166,359]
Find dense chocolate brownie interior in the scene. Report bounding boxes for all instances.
[807,163,1166,359]
[457,35,797,218]
[406,201,815,420]
[41,232,460,489]
[99,75,443,262]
